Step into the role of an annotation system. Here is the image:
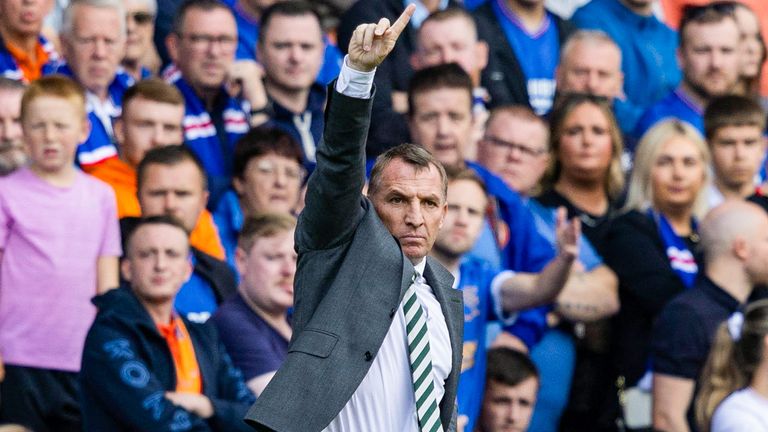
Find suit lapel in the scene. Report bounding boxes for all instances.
[423,258,463,372]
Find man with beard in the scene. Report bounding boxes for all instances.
[0,78,25,175]
[634,4,741,140]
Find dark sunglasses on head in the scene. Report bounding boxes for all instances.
[681,1,737,24]
[128,11,154,25]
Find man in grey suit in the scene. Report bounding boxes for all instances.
[246,6,577,431]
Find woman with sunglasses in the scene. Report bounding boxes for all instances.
[696,300,768,432]
[603,119,710,429]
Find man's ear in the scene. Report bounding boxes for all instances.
[121,258,132,282]
[166,33,179,64]
[114,118,125,146]
[475,40,489,71]
[233,176,245,196]
[732,236,749,261]
[234,246,248,277]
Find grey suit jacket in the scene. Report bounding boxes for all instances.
[245,88,464,431]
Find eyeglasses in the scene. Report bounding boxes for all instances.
[482,135,547,158]
[127,11,154,25]
[253,159,305,181]
[179,33,237,51]
[680,1,737,27]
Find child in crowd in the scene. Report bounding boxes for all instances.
[0,75,121,431]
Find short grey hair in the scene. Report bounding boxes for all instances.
[61,0,126,38]
[560,29,622,64]
[368,143,448,202]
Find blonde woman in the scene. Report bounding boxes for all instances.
[697,300,768,432]
[602,119,710,426]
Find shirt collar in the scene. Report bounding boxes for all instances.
[700,275,742,312]
[413,257,427,276]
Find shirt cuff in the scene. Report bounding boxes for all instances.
[491,270,518,326]
[335,55,375,99]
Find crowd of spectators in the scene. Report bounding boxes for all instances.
[1,0,768,431]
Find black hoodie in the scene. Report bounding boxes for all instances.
[79,286,255,431]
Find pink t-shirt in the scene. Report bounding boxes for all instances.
[0,167,122,372]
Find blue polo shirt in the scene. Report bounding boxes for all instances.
[467,161,555,273]
[491,0,559,114]
[572,0,680,111]
[634,89,704,148]
[455,256,498,432]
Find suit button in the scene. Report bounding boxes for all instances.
[364,351,373,361]
[389,308,397,318]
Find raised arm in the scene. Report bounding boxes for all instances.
[497,207,579,312]
[296,6,415,251]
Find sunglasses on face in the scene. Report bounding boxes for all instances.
[128,11,154,25]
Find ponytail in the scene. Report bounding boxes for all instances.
[695,323,745,432]
[695,300,768,432]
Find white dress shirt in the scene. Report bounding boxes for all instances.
[324,61,452,430]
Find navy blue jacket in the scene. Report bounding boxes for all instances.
[80,286,255,431]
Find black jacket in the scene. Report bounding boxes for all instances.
[473,3,574,109]
[602,210,700,386]
[80,286,255,431]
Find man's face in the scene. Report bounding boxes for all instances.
[409,87,473,168]
[679,19,741,98]
[710,125,766,194]
[479,378,539,432]
[478,112,549,194]
[257,13,324,93]
[557,41,623,99]
[412,17,488,84]
[137,161,208,233]
[124,0,155,64]
[167,7,237,94]
[0,88,25,174]
[61,4,125,98]
[434,179,487,258]
[0,0,53,37]
[236,229,296,314]
[369,159,447,263]
[233,153,303,216]
[122,223,192,306]
[115,97,185,167]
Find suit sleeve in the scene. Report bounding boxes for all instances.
[80,323,214,432]
[295,87,374,252]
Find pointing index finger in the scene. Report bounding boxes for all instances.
[386,3,416,38]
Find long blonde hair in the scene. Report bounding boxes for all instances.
[623,119,711,220]
[696,299,768,431]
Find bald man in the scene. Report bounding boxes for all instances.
[650,201,768,432]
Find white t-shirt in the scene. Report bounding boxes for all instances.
[712,388,768,432]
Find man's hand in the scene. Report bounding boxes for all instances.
[226,60,268,109]
[165,392,214,419]
[347,4,416,72]
[555,206,579,262]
